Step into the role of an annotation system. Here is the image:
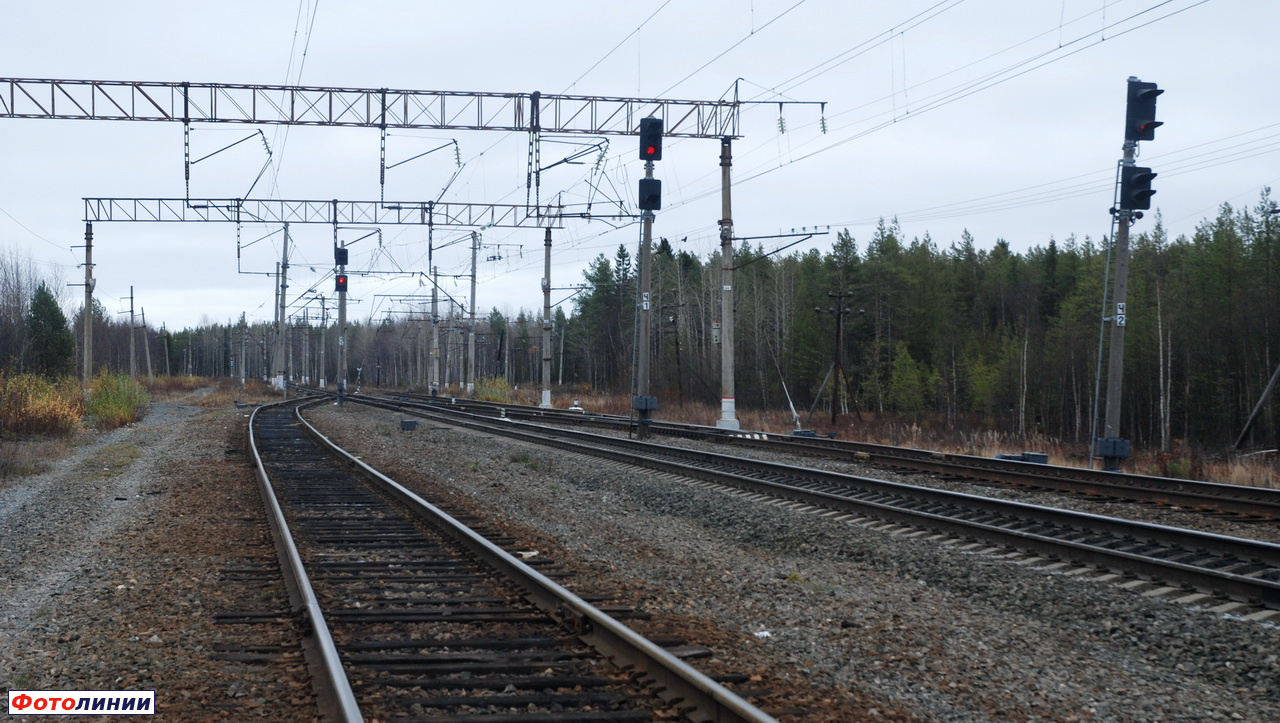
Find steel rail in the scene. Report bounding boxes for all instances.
[728,434,1280,521]
[292,400,777,723]
[386,392,1280,521]
[341,394,1280,610]
[247,400,362,723]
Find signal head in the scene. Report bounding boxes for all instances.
[1125,79,1163,142]
[639,116,663,161]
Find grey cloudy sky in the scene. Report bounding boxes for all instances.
[1,0,1273,331]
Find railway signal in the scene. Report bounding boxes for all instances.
[638,116,663,161]
[1125,79,1163,142]
[1119,166,1157,211]
[335,274,348,293]
[637,177,662,210]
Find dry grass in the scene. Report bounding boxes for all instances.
[0,373,84,436]
[381,384,1279,489]
[0,435,78,481]
[74,442,143,481]
[144,376,279,408]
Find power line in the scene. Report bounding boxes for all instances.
[562,0,677,93]
[673,0,1211,207]
[657,0,812,97]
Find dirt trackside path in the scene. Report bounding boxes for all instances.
[0,401,314,719]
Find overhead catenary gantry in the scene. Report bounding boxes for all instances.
[7,76,819,421]
[82,197,567,228]
[1,78,740,137]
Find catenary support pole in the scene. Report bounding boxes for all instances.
[541,227,553,408]
[717,137,740,430]
[81,223,94,384]
[273,224,290,393]
[467,231,478,396]
[318,296,327,388]
[128,286,137,380]
[141,307,153,383]
[428,225,439,394]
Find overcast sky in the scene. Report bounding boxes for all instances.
[2,0,1274,331]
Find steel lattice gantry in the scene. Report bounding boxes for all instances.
[1,78,740,138]
[82,198,567,229]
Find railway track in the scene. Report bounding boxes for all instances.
[334,393,1280,612]
[248,399,777,722]
[383,392,1280,522]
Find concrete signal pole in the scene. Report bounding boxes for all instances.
[337,250,348,404]
[633,116,663,439]
[1099,77,1162,471]
[637,164,655,438]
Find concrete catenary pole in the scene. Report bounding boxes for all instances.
[140,307,153,383]
[540,227,553,408]
[428,224,440,394]
[128,286,137,380]
[717,137,740,430]
[273,224,290,392]
[318,295,327,388]
[467,231,478,396]
[81,223,94,384]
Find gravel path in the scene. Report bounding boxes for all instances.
[308,402,1280,722]
[0,402,314,720]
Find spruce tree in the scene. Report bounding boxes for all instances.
[25,282,74,377]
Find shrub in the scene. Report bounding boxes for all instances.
[473,376,515,402]
[87,374,150,429]
[0,373,83,436]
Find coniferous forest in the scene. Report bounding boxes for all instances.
[566,195,1280,452]
[3,192,1278,454]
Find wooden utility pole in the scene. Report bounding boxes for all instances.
[816,291,861,424]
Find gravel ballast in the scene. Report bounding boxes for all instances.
[4,395,1278,721]
[307,402,1280,722]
